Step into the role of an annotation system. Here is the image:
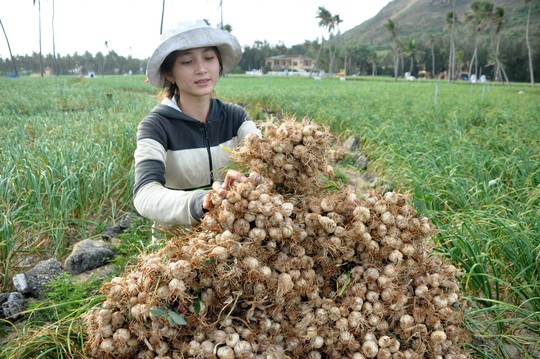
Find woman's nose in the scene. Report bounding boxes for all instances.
[195,60,207,74]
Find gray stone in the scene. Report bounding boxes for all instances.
[343,136,362,153]
[12,273,29,294]
[0,292,10,307]
[101,213,136,239]
[1,292,25,319]
[354,154,368,170]
[360,172,378,186]
[64,239,115,275]
[24,258,65,298]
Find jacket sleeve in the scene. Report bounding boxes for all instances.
[228,103,261,141]
[238,116,261,141]
[133,117,208,226]
[133,181,207,226]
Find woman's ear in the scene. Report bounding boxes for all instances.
[164,73,175,85]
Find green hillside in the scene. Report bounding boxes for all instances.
[342,0,540,49]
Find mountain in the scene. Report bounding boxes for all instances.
[341,0,540,49]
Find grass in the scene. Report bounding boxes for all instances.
[0,76,153,288]
[0,215,154,358]
[0,74,539,357]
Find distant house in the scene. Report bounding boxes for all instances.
[265,55,314,72]
[30,66,53,77]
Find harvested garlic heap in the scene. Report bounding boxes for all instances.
[84,117,469,358]
[231,118,334,195]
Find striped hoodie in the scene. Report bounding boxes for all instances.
[133,98,260,227]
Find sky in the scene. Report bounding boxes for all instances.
[0,0,392,59]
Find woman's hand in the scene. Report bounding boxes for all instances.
[202,170,247,211]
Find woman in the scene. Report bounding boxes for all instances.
[133,20,260,234]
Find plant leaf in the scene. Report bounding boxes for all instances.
[194,297,201,314]
[337,272,351,296]
[168,310,187,325]
[193,290,202,314]
[149,306,167,317]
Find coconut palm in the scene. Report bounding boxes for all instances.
[445,2,457,81]
[33,0,44,77]
[316,7,341,75]
[51,0,57,76]
[525,0,535,86]
[384,18,399,80]
[426,34,436,79]
[312,7,332,75]
[330,14,343,75]
[316,7,332,39]
[0,18,18,76]
[489,6,509,83]
[399,40,405,76]
[465,1,493,79]
[160,0,165,34]
[403,39,417,76]
[219,0,223,29]
[102,40,109,76]
[368,51,378,76]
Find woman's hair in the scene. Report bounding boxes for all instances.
[159,47,223,100]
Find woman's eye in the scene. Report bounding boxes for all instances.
[181,60,192,65]
[205,56,215,61]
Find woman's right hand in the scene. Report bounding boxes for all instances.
[202,170,248,211]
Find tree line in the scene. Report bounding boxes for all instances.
[313,1,537,84]
[1,2,537,84]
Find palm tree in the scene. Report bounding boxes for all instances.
[33,0,44,77]
[384,18,399,80]
[160,0,165,34]
[219,0,224,30]
[368,51,378,76]
[51,0,57,76]
[329,14,343,75]
[313,7,332,75]
[489,6,509,83]
[316,7,341,75]
[403,39,417,76]
[102,40,109,76]
[445,2,457,81]
[0,18,18,76]
[465,1,493,79]
[427,34,436,79]
[525,0,535,86]
[398,40,405,76]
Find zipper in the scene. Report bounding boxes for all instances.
[203,122,214,184]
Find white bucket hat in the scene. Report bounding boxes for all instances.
[146,20,242,88]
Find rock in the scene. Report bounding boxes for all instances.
[354,153,368,170]
[24,258,65,298]
[0,292,10,307]
[343,135,362,153]
[12,273,29,294]
[64,239,116,275]
[1,292,25,319]
[101,213,136,239]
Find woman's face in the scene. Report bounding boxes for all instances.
[165,47,221,99]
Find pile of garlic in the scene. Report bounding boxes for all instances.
[231,117,334,195]
[84,117,469,358]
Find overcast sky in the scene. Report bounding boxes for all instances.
[0,0,392,59]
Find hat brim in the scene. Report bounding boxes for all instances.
[147,27,241,88]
